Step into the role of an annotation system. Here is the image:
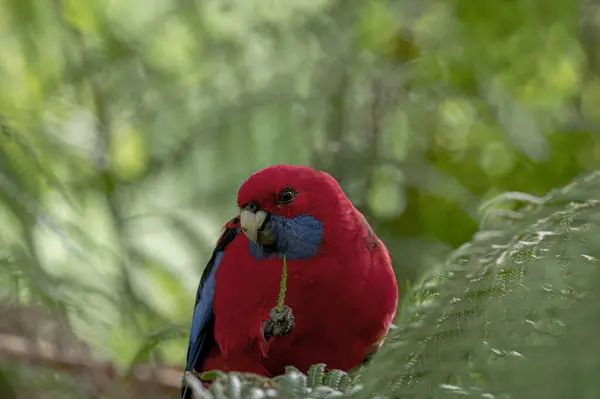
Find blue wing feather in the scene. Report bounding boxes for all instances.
[185,251,223,370]
[184,221,240,374]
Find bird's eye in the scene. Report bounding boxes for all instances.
[278,187,295,204]
[245,202,259,212]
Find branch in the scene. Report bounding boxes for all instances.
[0,333,181,396]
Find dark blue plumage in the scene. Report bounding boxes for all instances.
[185,251,222,370]
[183,222,240,375]
[248,214,323,261]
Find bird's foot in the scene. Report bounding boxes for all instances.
[263,305,295,339]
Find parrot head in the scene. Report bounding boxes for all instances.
[236,164,348,261]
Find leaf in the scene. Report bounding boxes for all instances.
[124,325,187,379]
[307,363,326,388]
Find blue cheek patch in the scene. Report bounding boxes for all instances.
[248,214,323,261]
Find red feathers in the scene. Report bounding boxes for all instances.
[198,165,398,377]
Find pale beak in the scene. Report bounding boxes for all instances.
[240,209,276,245]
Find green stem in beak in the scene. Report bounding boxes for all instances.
[277,255,288,312]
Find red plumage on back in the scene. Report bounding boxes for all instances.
[189,164,398,378]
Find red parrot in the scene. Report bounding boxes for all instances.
[182,165,398,397]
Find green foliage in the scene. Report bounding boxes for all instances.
[359,171,600,398]
[184,365,358,399]
[125,326,188,379]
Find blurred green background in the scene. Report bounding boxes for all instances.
[1,0,600,396]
